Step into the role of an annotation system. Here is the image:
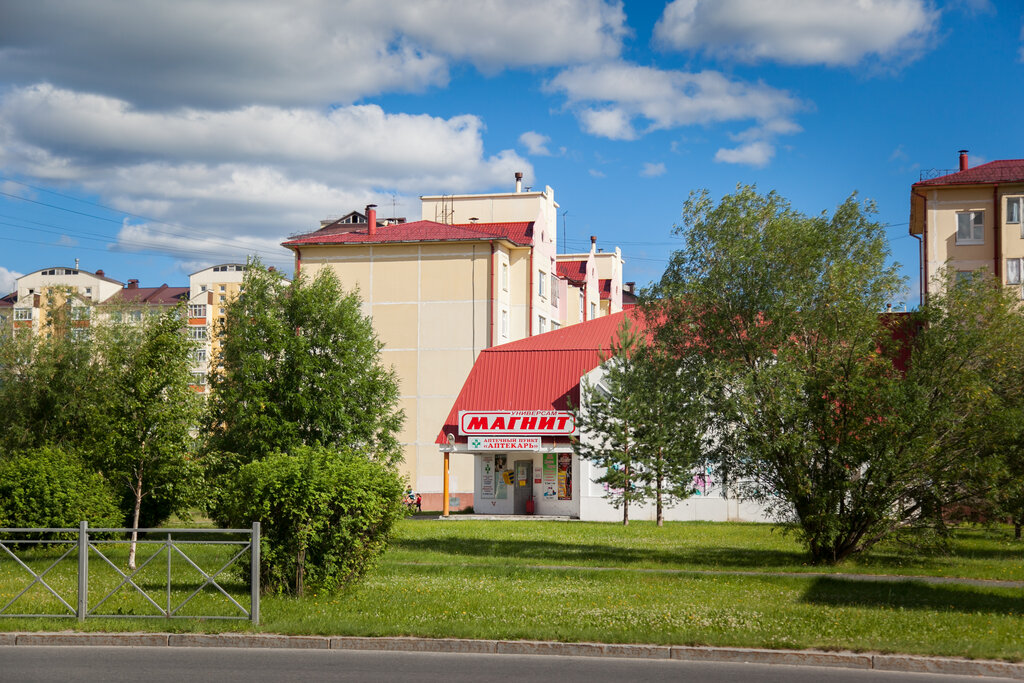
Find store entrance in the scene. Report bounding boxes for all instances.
[513,459,533,515]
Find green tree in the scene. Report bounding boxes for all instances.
[218,444,406,595]
[573,318,700,525]
[207,263,403,467]
[90,305,203,569]
[651,186,1024,563]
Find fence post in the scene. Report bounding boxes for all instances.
[250,522,260,624]
[77,521,88,622]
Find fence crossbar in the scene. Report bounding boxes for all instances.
[87,541,167,616]
[0,541,76,616]
[169,542,250,617]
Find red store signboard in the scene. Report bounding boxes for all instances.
[458,410,577,436]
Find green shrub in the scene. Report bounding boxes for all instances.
[0,446,122,530]
[217,445,406,595]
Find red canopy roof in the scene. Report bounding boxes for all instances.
[283,220,534,247]
[914,159,1024,187]
[436,311,642,443]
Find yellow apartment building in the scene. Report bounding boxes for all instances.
[282,175,626,510]
[911,150,1024,302]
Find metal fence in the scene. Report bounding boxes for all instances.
[0,521,259,623]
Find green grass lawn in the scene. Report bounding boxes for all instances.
[2,519,1023,661]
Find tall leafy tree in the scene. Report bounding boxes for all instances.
[91,305,203,569]
[652,186,1024,563]
[207,263,403,466]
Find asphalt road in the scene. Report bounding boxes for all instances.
[0,647,1015,683]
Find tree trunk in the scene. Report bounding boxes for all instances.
[295,547,306,597]
[622,463,630,526]
[656,475,664,527]
[1015,517,1022,541]
[127,472,143,571]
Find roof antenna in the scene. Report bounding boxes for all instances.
[561,211,568,253]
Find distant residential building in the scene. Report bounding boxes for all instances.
[911,150,1024,302]
[282,174,627,510]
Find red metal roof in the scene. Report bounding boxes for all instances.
[436,311,642,443]
[914,159,1024,187]
[106,284,190,305]
[598,279,612,300]
[282,220,534,248]
[556,260,587,285]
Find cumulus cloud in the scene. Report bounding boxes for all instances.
[0,266,22,293]
[0,85,532,266]
[547,63,803,141]
[640,162,666,177]
[0,0,627,109]
[588,169,606,178]
[519,131,553,156]
[714,141,774,167]
[654,0,939,67]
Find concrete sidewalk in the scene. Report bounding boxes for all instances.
[1,632,1022,680]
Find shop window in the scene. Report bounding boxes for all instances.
[956,211,984,245]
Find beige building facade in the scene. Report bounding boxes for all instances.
[283,176,626,509]
[911,151,1024,302]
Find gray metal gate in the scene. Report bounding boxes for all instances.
[0,522,260,623]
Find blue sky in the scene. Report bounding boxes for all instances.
[0,0,1019,307]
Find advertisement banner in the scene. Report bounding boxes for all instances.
[542,453,557,500]
[495,455,508,499]
[557,453,572,500]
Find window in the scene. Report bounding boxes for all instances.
[219,295,226,303]
[219,285,226,292]
[501,309,509,338]
[500,262,509,291]
[550,273,559,306]
[1009,197,1023,235]
[538,316,546,333]
[191,372,207,386]
[188,304,207,318]
[189,326,207,340]
[14,308,32,321]
[70,306,89,321]
[956,211,984,244]
[71,328,88,342]
[552,321,560,331]
[200,285,208,292]
[538,271,546,298]
[590,302,597,319]
[194,348,208,363]
[129,310,143,322]
[579,292,584,320]
[84,287,92,296]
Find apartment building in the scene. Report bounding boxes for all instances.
[910,150,1024,302]
[282,175,626,509]
[185,264,249,392]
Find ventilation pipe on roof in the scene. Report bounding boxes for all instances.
[96,269,104,277]
[366,204,377,236]
[959,149,969,171]
[515,172,523,193]
[127,279,139,289]
[590,235,597,253]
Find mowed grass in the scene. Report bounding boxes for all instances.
[2,520,1023,661]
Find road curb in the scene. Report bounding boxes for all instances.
[3,632,1023,679]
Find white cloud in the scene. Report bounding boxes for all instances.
[588,169,606,178]
[0,266,22,293]
[714,141,774,167]
[654,0,939,67]
[640,162,666,177]
[56,235,79,247]
[0,0,626,108]
[547,63,803,141]
[519,131,553,156]
[0,85,532,266]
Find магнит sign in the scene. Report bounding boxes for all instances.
[459,410,576,436]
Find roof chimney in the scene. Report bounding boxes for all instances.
[127,279,139,289]
[366,204,377,236]
[959,149,969,172]
[95,269,104,277]
[515,172,523,193]
[590,235,597,252]
[74,258,79,269]
[625,281,635,294]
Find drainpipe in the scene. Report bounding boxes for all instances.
[489,243,496,347]
[528,251,534,336]
[911,190,927,305]
[994,184,1001,283]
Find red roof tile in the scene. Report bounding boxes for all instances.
[556,260,587,285]
[283,220,534,247]
[436,311,644,443]
[914,159,1024,187]
[598,279,612,300]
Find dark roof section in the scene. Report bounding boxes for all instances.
[282,220,534,248]
[105,284,190,305]
[914,159,1024,187]
[598,278,612,300]
[0,292,15,307]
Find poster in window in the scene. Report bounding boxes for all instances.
[481,455,494,499]
[495,455,508,499]
[557,453,572,500]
